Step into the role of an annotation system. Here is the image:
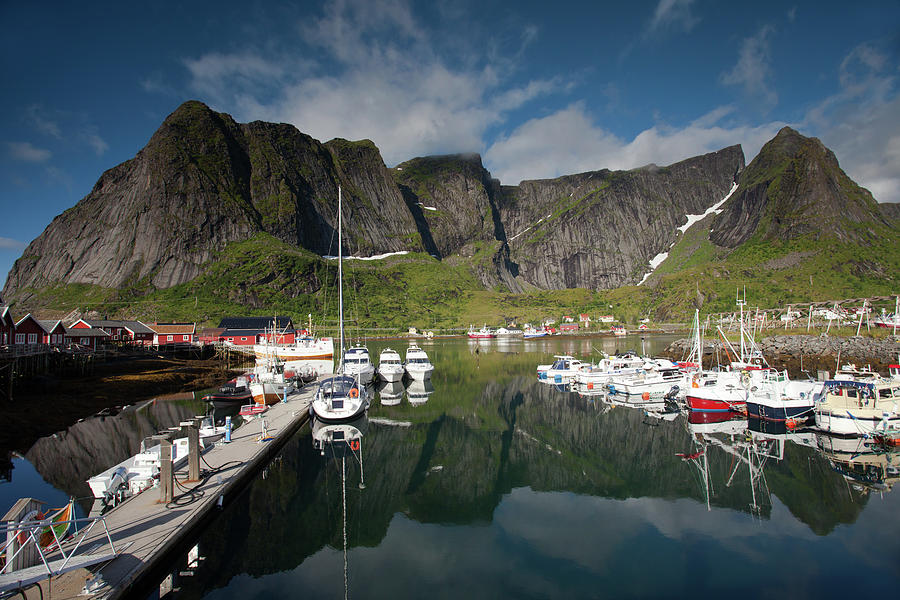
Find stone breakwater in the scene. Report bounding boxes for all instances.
[664,334,900,377]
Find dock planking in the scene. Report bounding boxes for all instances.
[12,381,318,600]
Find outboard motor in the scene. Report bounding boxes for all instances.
[663,385,681,412]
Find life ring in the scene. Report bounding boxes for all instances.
[16,510,42,545]
[642,392,650,401]
[349,387,359,399]
[350,440,360,451]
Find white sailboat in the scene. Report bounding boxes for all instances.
[310,186,371,423]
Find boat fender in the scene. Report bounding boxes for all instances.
[349,387,359,399]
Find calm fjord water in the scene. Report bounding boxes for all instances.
[8,335,900,598]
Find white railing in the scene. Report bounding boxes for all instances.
[0,514,118,592]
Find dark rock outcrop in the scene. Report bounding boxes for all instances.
[711,127,890,248]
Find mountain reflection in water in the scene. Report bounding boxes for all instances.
[8,337,900,598]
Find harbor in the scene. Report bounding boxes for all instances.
[1,334,899,599]
[1,383,316,599]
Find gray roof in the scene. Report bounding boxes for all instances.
[37,319,63,333]
[84,319,154,334]
[217,316,293,330]
[64,327,110,337]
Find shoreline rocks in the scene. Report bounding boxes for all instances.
[664,334,900,378]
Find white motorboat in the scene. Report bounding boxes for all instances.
[377,348,405,382]
[538,355,587,382]
[494,327,523,337]
[607,359,684,398]
[574,352,646,387]
[309,186,371,423]
[87,421,221,501]
[404,344,434,380]
[343,345,376,385]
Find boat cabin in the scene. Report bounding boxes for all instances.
[823,379,900,409]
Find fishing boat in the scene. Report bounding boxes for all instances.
[404,344,434,380]
[377,348,405,382]
[252,317,334,367]
[309,186,371,423]
[202,374,252,408]
[611,325,627,337]
[467,325,495,339]
[814,378,900,436]
[685,305,768,414]
[744,370,824,424]
[248,360,296,405]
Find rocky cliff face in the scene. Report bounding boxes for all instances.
[2,100,783,300]
[498,147,744,289]
[3,102,424,299]
[711,127,889,248]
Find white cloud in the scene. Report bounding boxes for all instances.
[647,0,699,35]
[6,141,51,163]
[84,132,108,156]
[0,237,26,250]
[484,102,783,185]
[804,42,900,203]
[181,0,562,166]
[25,105,61,139]
[721,25,778,111]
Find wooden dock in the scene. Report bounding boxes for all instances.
[8,383,317,599]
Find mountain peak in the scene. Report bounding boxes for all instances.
[710,127,884,248]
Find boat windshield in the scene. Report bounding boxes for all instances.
[319,376,357,397]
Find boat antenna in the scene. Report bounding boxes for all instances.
[338,185,345,373]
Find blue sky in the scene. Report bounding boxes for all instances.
[1,0,899,289]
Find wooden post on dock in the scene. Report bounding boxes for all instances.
[159,439,174,504]
[182,420,201,482]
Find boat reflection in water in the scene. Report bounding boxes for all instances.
[406,379,434,405]
[376,380,405,406]
[816,431,900,493]
[311,413,368,599]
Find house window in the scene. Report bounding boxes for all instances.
[241,337,247,342]
[28,333,38,344]
[183,335,189,341]
[81,338,90,345]
[167,335,173,342]
[15,333,24,344]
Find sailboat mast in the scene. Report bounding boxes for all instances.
[338,186,345,367]
[695,309,702,372]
